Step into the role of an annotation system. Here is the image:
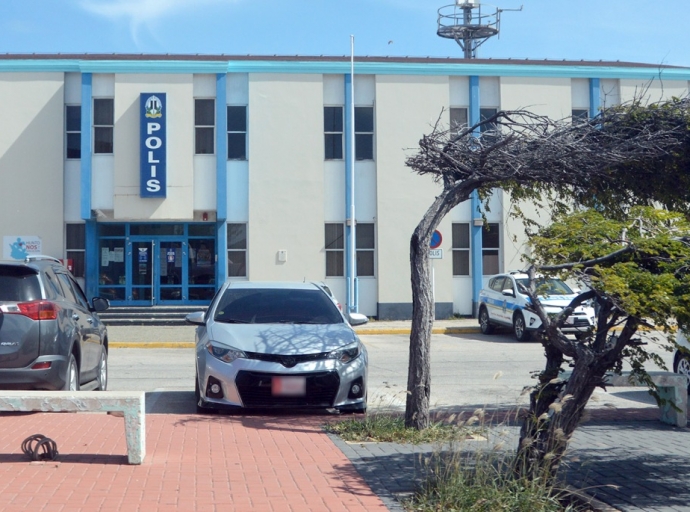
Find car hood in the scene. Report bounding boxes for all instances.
[206,321,359,354]
[538,295,583,308]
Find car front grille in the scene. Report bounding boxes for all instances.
[572,318,591,327]
[235,370,340,408]
[243,351,329,368]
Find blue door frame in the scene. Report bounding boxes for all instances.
[127,237,188,306]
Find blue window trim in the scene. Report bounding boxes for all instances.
[469,76,484,315]
[80,73,92,221]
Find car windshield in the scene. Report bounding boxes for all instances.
[213,288,344,325]
[515,278,573,295]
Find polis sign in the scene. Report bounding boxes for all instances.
[140,93,167,198]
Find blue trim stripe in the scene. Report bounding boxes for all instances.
[469,76,483,313]
[344,74,355,311]
[216,73,228,221]
[80,73,92,220]
[0,59,688,80]
[589,78,601,117]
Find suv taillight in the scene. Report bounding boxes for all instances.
[13,301,59,321]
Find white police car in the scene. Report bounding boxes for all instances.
[477,272,596,341]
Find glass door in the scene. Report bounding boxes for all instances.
[131,241,154,304]
[158,241,184,303]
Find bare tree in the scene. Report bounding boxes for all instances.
[404,99,690,430]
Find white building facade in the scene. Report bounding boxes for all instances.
[1,54,688,318]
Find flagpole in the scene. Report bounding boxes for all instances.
[349,35,357,313]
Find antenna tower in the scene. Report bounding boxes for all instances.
[437,1,520,59]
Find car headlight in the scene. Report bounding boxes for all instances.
[328,341,362,364]
[206,342,246,364]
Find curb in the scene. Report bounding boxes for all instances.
[109,326,482,348]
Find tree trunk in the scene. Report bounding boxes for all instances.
[515,316,639,480]
[405,186,471,429]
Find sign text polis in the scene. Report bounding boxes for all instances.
[140,93,167,198]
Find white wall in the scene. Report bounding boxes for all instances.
[0,72,65,256]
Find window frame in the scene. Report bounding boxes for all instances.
[93,98,114,154]
[325,223,345,277]
[65,105,81,160]
[227,223,247,278]
[195,98,215,155]
[355,223,375,277]
[324,106,344,160]
[482,222,501,276]
[354,106,374,161]
[65,223,85,279]
[227,105,247,161]
[449,107,468,138]
[572,108,589,123]
[451,222,470,276]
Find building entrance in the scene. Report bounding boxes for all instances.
[96,223,217,306]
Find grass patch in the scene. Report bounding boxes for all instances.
[324,413,482,444]
[406,450,593,511]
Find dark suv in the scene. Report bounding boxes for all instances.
[0,256,110,391]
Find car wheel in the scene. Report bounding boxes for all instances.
[513,312,531,342]
[63,354,80,391]
[478,307,495,335]
[673,351,690,393]
[96,347,108,391]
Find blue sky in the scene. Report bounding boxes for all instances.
[1,0,689,67]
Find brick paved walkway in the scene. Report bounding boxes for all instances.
[0,412,387,512]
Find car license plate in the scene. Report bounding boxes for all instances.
[271,376,306,396]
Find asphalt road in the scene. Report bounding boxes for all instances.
[107,331,675,415]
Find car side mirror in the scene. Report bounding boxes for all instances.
[347,312,369,326]
[185,311,206,326]
[501,289,515,297]
[91,297,110,312]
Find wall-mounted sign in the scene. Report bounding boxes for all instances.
[3,236,42,260]
[140,93,167,198]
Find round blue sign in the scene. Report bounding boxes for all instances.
[430,230,442,249]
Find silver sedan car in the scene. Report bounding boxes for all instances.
[186,281,369,413]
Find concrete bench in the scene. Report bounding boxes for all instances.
[563,370,687,428]
[0,391,146,464]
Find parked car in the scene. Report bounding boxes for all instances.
[0,256,110,391]
[674,331,690,392]
[187,281,369,413]
[477,272,596,341]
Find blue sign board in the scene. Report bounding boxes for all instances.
[140,93,167,197]
[430,230,443,249]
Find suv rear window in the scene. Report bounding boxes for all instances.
[0,267,42,301]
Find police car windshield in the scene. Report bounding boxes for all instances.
[515,278,573,295]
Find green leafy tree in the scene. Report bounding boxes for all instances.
[515,206,690,478]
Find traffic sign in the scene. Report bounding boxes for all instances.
[430,230,442,249]
[429,249,443,259]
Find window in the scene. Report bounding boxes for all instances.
[66,223,85,279]
[227,106,247,160]
[66,105,81,159]
[325,223,344,277]
[356,223,375,277]
[227,223,247,277]
[482,223,500,275]
[324,106,343,160]
[479,108,498,134]
[93,98,114,154]
[452,223,470,276]
[572,109,589,123]
[355,106,374,160]
[450,107,468,137]
[195,99,215,154]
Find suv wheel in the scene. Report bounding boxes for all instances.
[478,307,495,335]
[96,347,108,391]
[513,312,531,342]
[63,354,80,391]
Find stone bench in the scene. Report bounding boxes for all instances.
[563,370,687,427]
[0,391,146,464]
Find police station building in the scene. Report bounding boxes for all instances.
[1,54,688,318]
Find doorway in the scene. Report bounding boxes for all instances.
[130,239,185,305]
